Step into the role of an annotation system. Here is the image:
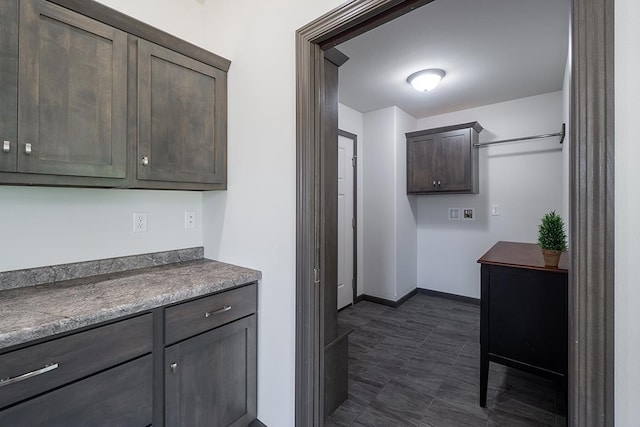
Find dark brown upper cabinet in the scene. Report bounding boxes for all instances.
[132,40,227,190]
[19,0,128,179]
[0,0,230,190]
[406,122,482,194]
[0,0,19,174]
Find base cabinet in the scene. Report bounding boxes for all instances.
[165,315,257,427]
[0,354,153,426]
[0,283,258,426]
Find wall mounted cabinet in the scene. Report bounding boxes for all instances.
[132,39,227,190]
[0,0,230,190]
[406,122,482,194]
[19,0,128,180]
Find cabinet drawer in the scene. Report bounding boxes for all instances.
[165,283,257,345]
[0,354,152,426]
[0,313,152,409]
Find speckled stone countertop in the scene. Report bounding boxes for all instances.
[0,259,261,351]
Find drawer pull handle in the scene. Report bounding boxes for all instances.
[2,141,9,153]
[205,305,232,317]
[170,363,178,373]
[0,363,58,387]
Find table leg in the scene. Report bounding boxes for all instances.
[480,264,489,407]
[480,349,488,407]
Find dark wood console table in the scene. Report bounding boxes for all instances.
[477,241,568,407]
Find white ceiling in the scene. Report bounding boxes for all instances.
[336,0,570,118]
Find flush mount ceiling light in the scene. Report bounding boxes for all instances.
[407,69,446,92]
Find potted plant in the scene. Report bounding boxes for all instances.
[537,211,567,267]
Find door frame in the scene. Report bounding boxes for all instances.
[295,0,615,426]
[338,129,358,307]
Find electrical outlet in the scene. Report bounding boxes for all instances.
[491,204,500,216]
[133,212,148,232]
[184,211,196,229]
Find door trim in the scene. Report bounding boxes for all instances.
[295,0,615,425]
[338,129,358,307]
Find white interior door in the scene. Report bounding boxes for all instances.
[337,134,354,309]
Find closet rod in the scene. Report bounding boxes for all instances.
[474,123,565,147]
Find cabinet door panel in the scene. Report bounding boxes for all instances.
[165,315,257,427]
[0,0,18,172]
[488,267,568,375]
[437,129,471,192]
[137,39,226,185]
[18,0,127,178]
[0,355,153,427]
[407,135,437,193]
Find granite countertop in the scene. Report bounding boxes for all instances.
[0,259,261,351]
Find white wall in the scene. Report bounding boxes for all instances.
[394,108,418,299]
[615,0,640,423]
[0,187,202,272]
[339,103,365,296]
[561,26,571,223]
[361,106,417,300]
[416,92,564,298]
[362,107,398,300]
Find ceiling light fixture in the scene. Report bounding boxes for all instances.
[407,69,446,92]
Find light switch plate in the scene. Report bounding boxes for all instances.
[448,208,460,220]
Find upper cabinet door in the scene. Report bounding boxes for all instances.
[0,0,18,173]
[18,0,127,178]
[136,39,227,187]
[436,129,472,192]
[407,134,438,193]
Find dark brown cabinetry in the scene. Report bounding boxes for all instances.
[477,242,568,408]
[164,283,257,426]
[133,39,227,190]
[0,314,153,425]
[0,355,153,426]
[0,0,18,173]
[0,284,258,426]
[406,122,482,194]
[166,315,257,427]
[0,0,230,190]
[0,0,127,184]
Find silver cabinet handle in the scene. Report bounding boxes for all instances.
[2,141,9,153]
[0,363,58,388]
[141,156,149,166]
[432,180,436,187]
[24,143,32,155]
[170,363,178,373]
[437,180,442,187]
[205,305,231,318]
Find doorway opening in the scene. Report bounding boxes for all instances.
[295,0,614,425]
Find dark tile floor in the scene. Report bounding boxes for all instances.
[326,295,566,427]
